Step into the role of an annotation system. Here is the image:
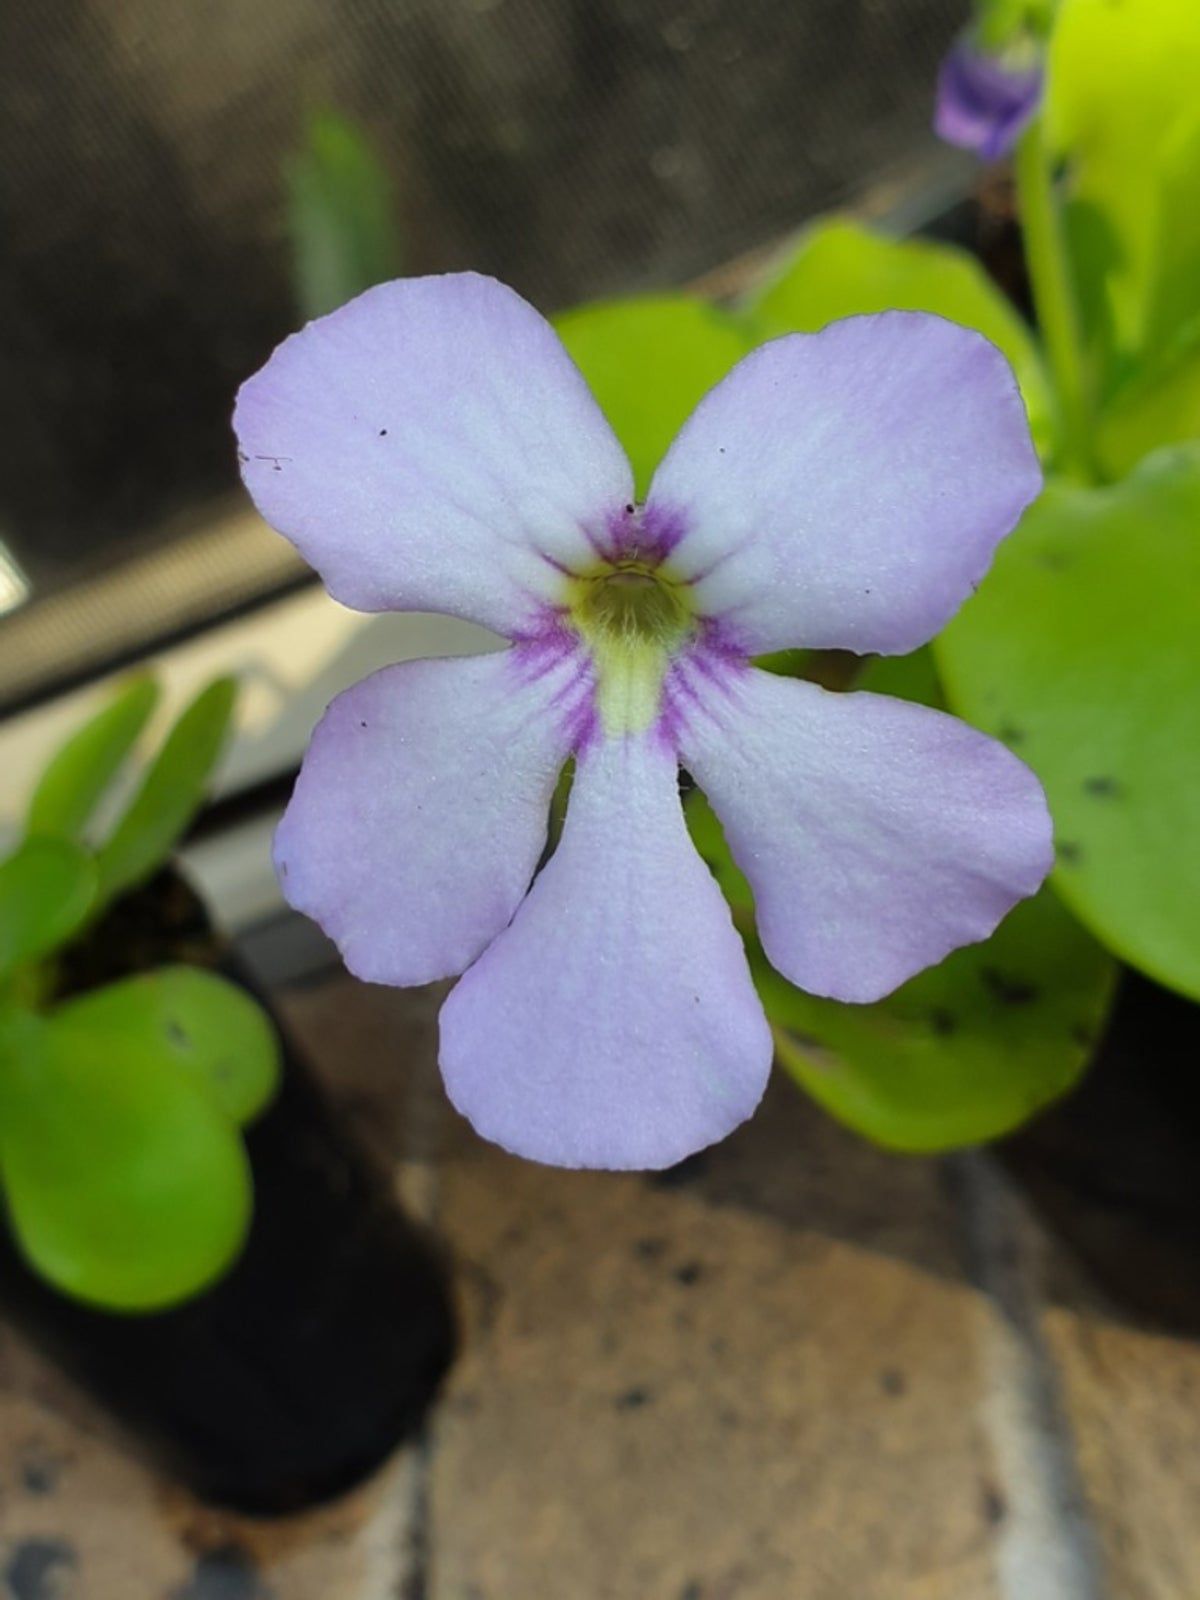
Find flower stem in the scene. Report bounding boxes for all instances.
[1014,116,1096,481]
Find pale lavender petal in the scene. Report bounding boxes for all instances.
[675,662,1053,1003]
[935,38,1043,162]
[235,273,634,636]
[275,646,589,986]
[438,733,772,1170]
[647,313,1041,656]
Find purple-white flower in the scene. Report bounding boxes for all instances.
[235,273,1051,1171]
[935,34,1043,161]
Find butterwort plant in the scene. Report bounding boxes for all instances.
[236,273,1052,1170]
[0,676,280,1310]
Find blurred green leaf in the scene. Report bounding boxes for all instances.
[555,297,750,496]
[0,1001,251,1311]
[26,676,160,844]
[688,646,1116,1150]
[937,444,1200,999]
[1097,320,1200,478]
[747,219,1055,454]
[1048,0,1200,362]
[51,967,280,1127]
[0,839,96,978]
[95,678,236,909]
[287,108,401,321]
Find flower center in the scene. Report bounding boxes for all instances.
[566,560,695,737]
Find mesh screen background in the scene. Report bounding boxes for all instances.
[0,0,966,598]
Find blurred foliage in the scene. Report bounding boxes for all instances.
[94,677,236,911]
[1048,0,1200,368]
[0,676,280,1311]
[287,108,402,322]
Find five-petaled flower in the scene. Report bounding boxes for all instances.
[935,34,1044,161]
[236,273,1052,1170]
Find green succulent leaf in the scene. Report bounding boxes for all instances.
[0,839,97,978]
[687,647,1117,1150]
[936,444,1200,1000]
[747,219,1054,454]
[26,676,159,844]
[287,108,402,322]
[1048,0,1200,367]
[50,967,281,1127]
[94,678,237,908]
[0,1002,251,1311]
[555,296,750,496]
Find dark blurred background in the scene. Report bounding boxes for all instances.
[0,0,964,645]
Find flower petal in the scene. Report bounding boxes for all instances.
[675,663,1054,1003]
[647,312,1042,655]
[235,273,634,636]
[275,647,586,986]
[438,733,772,1169]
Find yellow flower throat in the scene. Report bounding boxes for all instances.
[566,560,696,737]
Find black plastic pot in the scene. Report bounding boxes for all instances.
[0,872,457,1514]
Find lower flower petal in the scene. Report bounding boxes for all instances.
[275,647,584,986]
[676,665,1054,1003]
[438,734,772,1169]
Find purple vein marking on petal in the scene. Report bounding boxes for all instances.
[659,640,747,749]
[510,626,599,752]
[634,501,689,564]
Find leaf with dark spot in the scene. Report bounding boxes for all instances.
[980,968,1039,1006]
[1083,775,1123,798]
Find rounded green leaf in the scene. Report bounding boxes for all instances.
[50,967,281,1127]
[555,296,750,496]
[758,887,1115,1152]
[0,1003,252,1312]
[0,839,97,978]
[936,444,1200,999]
[26,676,160,844]
[746,219,1054,454]
[95,677,237,908]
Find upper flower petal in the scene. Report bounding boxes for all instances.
[646,312,1042,656]
[438,733,772,1169]
[275,646,586,987]
[235,272,634,636]
[675,664,1053,1003]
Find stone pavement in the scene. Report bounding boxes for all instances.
[3,957,1198,1600]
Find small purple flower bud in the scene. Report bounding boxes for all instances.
[935,35,1044,162]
